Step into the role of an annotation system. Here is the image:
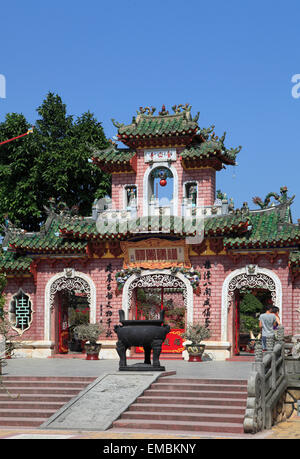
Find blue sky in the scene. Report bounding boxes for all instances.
[1,0,300,219]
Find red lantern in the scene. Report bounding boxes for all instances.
[160,178,167,187]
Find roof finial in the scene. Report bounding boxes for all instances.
[159,104,169,116]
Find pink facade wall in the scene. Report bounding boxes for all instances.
[4,144,300,355]
[4,277,36,341]
[190,253,294,340]
[4,252,299,349]
[111,148,216,215]
[291,277,300,335]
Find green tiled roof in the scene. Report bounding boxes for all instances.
[8,218,88,254]
[4,199,299,272]
[224,205,300,249]
[90,143,135,165]
[116,111,198,139]
[205,213,249,235]
[60,218,97,238]
[180,140,240,166]
[61,216,201,238]
[0,250,33,273]
[59,213,249,240]
[91,106,241,169]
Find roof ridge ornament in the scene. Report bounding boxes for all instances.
[43,198,82,222]
[198,125,215,140]
[1,215,26,246]
[171,103,190,113]
[137,106,156,116]
[111,118,125,129]
[252,187,295,209]
[158,104,169,116]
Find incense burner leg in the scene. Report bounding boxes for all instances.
[143,345,151,365]
[151,339,163,368]
[116,340,127,368]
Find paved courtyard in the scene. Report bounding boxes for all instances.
[2,358,253,379]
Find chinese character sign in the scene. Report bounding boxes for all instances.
[104,263,113,338]
[202,260,212,328]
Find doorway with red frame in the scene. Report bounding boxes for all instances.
[233,288,273,355]
[134,286,185,356]
[57,291,90,354]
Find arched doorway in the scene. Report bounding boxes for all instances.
[44,269,96,354]
[221,265,282,356]
[143,163,178,216]
[122,269,193,355]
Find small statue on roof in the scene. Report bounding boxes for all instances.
[158,104,169,116]
[241,202,249,214]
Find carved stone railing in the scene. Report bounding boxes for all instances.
[243,326,287,433]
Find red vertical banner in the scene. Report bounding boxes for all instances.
[58,295,69,354]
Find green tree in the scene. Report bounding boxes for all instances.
[239,293,264,335]
[0,92,111,231]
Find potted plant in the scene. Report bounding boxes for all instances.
[68,307,89,352]
[73,323,105,360]
[182,322,211,362]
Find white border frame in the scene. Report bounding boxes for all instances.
[9,288,34,336]
[121,269,193,325]
[44,270,97,341]
[143,163,178,216]
[221,266,282,341]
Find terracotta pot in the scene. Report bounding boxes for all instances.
[186,344,205,362]
[84,343,101,360]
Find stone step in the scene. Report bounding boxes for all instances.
[136,396,247,406]
[0,408,56,418]
[160,378,248,385]
[0,387,84,395]
[0,376,94,428]
[129,403,246,415]
[113,418,244,434]
[0,393,73,403]
[150,383,248,392]
[120,410,244,424]
[110,376,248,435]
[0,400,66,410]
[143,389,248,399]
[1,376,95,382]
[0,417,48,427]
[0,381,91,389]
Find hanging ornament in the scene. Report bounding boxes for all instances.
[158,170,167,187]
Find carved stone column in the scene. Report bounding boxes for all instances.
[255,340,263,362]
[266,336,275,352]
